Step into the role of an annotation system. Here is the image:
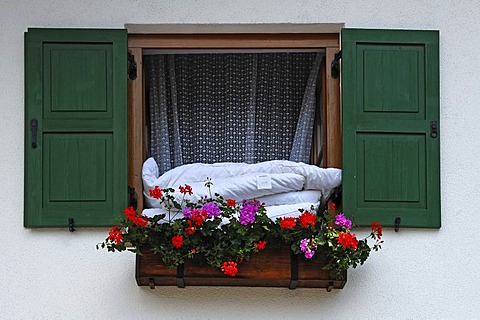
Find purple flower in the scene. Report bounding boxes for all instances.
[239,204,258,225]
[202,202,221,218]
[335,213,352,229]
[242,199,261,208]
[182,207,192,218]
[300,238,309,252]
[304,249,315,259]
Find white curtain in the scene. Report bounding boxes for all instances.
[145,52,323,175]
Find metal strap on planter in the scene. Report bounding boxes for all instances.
[289,251,299,290]
[176,264,185,288]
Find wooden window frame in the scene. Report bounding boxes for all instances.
[127,33,341,213]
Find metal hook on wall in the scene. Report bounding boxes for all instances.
[68,218,75,232]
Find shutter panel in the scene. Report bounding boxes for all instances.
[24,29,127,227]
[342,29,440,228]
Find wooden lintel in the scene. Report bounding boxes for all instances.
[128,33,339,49]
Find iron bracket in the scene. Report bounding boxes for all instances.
[331,50,342,79]
[394,217,401,232]
[289,251,299,290]
[128,52,137,80]
[68,218,75,232]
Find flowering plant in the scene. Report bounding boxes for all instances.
[98,182,382,278]
[273,202,383,279]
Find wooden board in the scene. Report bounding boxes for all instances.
[136,246,346,290]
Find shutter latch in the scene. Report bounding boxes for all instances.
[30,119,38,148]
[127,52,137,80]
[128,186,138,210]
[430,120,438,138]
[331,50,342,79]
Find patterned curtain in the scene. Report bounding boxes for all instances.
[145,52,323,175]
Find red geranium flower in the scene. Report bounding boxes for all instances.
[190,209,208,226]
[149,186,163,199]
[185,220,196,235]
[226,199,236,207]
[123,206,148,227]
[371,221,383,238]
[254,240,267,250]
[123,206,136,220]
[179,184,193,195]
[172,235,183,249]
[134,216,149,227]
[221,261,238,277]
[298,211,317,228]
[336,232,359,250]
[107,226,123,244]
[280,217,297,229]
[329,202,336,211]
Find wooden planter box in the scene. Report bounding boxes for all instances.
[136,246,346,291]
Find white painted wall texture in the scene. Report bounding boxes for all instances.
[1,0,479,319]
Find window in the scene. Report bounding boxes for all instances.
[143,49,323,171]
[24,27,440,228]
[127,32,342,216]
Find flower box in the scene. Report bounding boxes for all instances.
[99,185,381,290]
[136,246,346,291]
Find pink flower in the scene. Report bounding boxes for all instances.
[300,238,309,252]
[304,248,315,259]
[239,205,257,225]
[335,213,352,229]
[202,202,221,217]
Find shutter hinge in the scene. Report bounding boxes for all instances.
[128,186,138,210]
[127,52,137,80]
[331,50,342,79]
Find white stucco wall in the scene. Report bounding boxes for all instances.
[1,0,479,319]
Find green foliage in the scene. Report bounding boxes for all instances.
[98,184,383,278]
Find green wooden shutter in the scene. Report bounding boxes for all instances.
[24,29,128,227]
[342,29,440,228]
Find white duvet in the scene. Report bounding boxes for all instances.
[142,158,341,220]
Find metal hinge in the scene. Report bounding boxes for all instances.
[127,52,137,80]
[128,186,138,210]
[331,50,342,79]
